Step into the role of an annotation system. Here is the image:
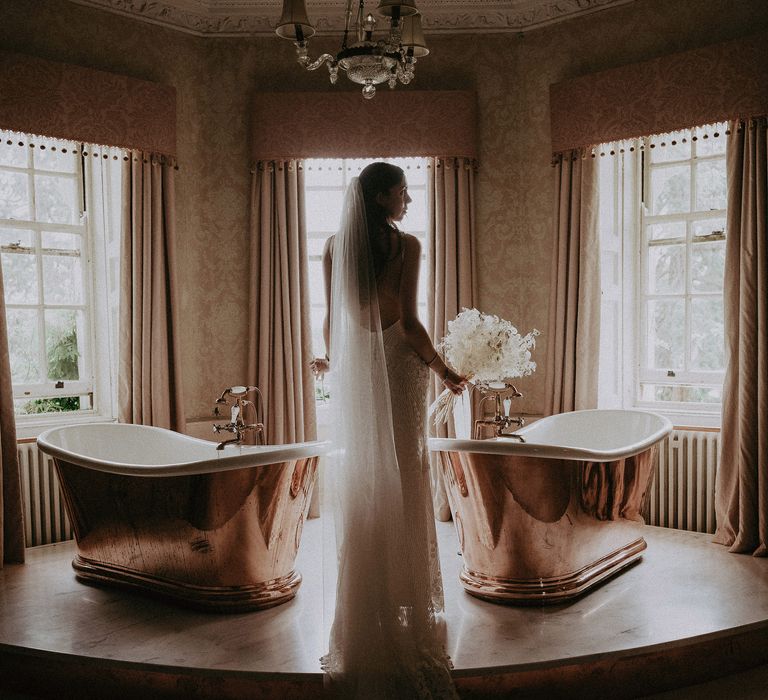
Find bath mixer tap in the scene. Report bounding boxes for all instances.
[213,385,266,450]
[474,385,526,440]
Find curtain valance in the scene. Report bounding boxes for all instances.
[0,51,177,158]
[550,31,768,154]
[250,91,477,161]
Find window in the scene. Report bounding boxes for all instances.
[598,125,727,425]
[0,131,121,431]
[304,157,430,389]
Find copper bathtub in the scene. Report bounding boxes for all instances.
[37,423,330,612]
[429,409,672,605]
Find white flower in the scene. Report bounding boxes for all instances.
[440,308,539,383]
[430,308,540,425]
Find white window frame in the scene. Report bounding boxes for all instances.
[598,129,727,428]
[1,134,119,437]
[304,156,430,365]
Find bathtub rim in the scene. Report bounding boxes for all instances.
[429,408,672,462]
[37,423,331,477]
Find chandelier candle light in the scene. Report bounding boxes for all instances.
[276,0,429,99]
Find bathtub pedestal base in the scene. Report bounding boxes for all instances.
[73,555,302,612]
[460,537,646,605]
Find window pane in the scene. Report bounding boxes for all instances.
[648,244,685,294]
[34,174,78,224]
[691,241,725,293]
[598,156,616,237]
[640,383,722,404]
[45,309,82,381]
[649,140,691,163]
[647,221,686,242]
[647,299,684,369]
[33,146,78,173]
[305,189,343,232]
[0,143,28,168]
[402,161,427,186]
[345,158,373,174]
[0,170,31,219]
[6,308,41,382]
[692,217,726,240]
[650,165,690,215]
[418,259,427,310]
[43,253,83,304]
[307,236,329,258]
[695,160,726,211]
[695,135,726,157]
[310,305,325,356]
[15,395,82,416]
[42,231,81,250]
[691,298,724,370]
[308,258,326,304]
[0,227,34,248]
[405,191,427,233]
[1,252,38,303]
[305,160,345,188]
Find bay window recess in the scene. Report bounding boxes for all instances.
[597,125,727,426]
[0,130,122,434]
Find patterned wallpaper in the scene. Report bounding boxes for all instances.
[0,50,177,156]
[1,0,766,422]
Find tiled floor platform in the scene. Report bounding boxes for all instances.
[0,521,766,699]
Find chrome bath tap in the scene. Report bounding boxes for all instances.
[213,385,266,450]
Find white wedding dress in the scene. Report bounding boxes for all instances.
[383,320,446,626]
[321,179,457,699]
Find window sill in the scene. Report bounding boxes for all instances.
[15,413,118,441]
[634,406,721,431]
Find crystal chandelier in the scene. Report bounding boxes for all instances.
[276,1,429,99]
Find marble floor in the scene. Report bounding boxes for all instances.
[0,521,767,698]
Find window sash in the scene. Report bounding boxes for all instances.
[304,157,430,404]
[636,137,726,402]
[597,128,727,421]
[1,134,100,419]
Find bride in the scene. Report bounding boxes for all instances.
[312,162,466,698]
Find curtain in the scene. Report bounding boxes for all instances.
[247,160,316,448]
[118,151,185,432]
[714,117,768,557]
[545,151,600,415]
[0,259,25,565]
[427,157,477,521]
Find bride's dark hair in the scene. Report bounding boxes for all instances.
[359,162,404,277]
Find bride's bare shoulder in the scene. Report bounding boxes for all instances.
[402,232,421,255]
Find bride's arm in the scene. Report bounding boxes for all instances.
[310,236,334,376]
[399,235,466,394]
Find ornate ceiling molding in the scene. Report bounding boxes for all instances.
[68,0,637,37]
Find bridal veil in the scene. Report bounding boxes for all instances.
[321,178,455,698]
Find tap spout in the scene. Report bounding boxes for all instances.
[212,385,267,448]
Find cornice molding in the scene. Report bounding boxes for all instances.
[68,0,637,37]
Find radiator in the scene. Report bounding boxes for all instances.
[17,441,73,547]
[643,429,720,534]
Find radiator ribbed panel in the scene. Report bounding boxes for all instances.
[644,430,720,534]
[17,442,73,547]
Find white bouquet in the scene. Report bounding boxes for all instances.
[430,308,540,425]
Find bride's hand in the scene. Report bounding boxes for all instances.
[442,367,467,395]
[310,356,330,376]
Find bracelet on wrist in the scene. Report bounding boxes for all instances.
[425,352,439,367]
